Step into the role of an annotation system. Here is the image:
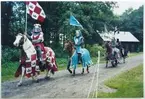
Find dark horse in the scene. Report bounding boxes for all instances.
[105,41,127,67]
[64,40,92,76]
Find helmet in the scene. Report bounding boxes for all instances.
[76,30,82,37]
[32,24,42,33]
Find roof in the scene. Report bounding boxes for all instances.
[99,31,139,42]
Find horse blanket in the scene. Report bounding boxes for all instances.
[70,48,93,69]
[15,47,58,78]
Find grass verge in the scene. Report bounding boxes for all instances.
[128,52,143,57]
[97,64,143,98]
[1,52,142,82]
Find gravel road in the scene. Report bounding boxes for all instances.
[1,54,143,98]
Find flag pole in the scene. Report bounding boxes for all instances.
[25,3,27,34]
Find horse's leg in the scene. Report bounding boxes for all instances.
[81,67,84,74]
[45,63,52,79]
[86,65,89,73]
[81,60,85,74]
[45,68,49,77]
[72,65,76,76]
[44,68,51,79]
[106,60,108,68]
[32,73,39,83]
[17,66,25,87]
[72,69,75,76]
[106,56,108,68]
[122,49,125,63]
[123,56,125,63]
[67,59,72,74]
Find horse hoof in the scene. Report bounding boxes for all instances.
[69,70,72,74]
[45,76,50,80]
[17,83,22,87]
[33,79,39,83]
[69,71,72,74]
[87,70,89,73]
[36,80,39,83]
[51,70,54,75]
[81,69,84,74]
[67,69,72,74]
[72,72,75,76]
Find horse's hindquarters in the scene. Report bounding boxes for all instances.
[44,47,58,71]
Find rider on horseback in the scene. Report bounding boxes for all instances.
[74,30,84,64]
[26,23,45,66]
[110,37,118,56]
[116,38,122,52]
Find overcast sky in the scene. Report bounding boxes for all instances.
[113,1,143,15]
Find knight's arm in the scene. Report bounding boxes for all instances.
[25,33,32,40]
[32,39,42,43]
[32,32,44,43]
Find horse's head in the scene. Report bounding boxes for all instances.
[13,33,26,47]
[64,40,74,52]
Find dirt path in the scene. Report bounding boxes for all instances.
[2,54,143,98]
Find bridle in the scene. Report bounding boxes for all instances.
[65,41,75,56]
[17,33,27,48]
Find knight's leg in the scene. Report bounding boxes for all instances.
[36,46,43,62]
[36,46,45,71]
[78,53,82,64]
[17,66,25,87]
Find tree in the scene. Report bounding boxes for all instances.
[120,6,143,44]
[1,2,14,46]
[1,1,117,47]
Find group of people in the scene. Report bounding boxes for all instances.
[25,22,85,67]
[26,22,123,66]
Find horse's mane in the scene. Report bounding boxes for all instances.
[65,40,74,47]
[17,33,23,36]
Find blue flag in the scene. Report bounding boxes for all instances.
[70,15,83,28]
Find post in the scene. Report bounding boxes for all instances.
[25,3,27,34]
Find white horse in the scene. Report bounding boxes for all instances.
[112,47,126,63]
[13,33,58,86]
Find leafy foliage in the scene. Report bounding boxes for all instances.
[119,6,143,44]
[86,44,106,57]
[1,1,143,64]
[2,46,20,63]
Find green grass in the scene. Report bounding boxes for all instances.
[97,64,143,98]
[1,58,68,82]
[1,57,100,82]
[2,62,19,82]
[128,52,143,57]
[1,52,142,82]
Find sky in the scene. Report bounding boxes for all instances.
[113,1,143,15]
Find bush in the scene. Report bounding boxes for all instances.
[2,46,20,64]
[52,44,68,58]
[86,44,106,57]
